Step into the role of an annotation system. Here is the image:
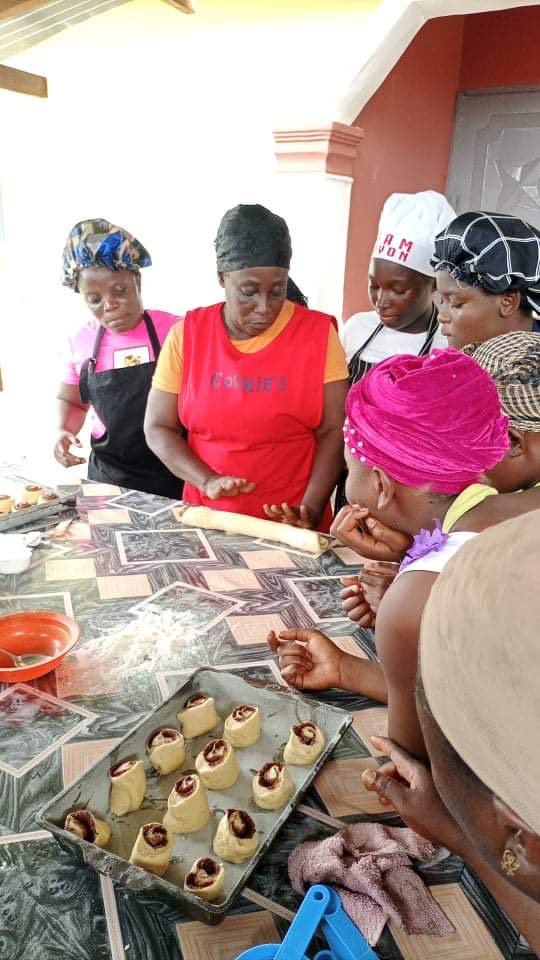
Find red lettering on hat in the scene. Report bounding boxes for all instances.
[398,238,413,263]
[378,233,396,257]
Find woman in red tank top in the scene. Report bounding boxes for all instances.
[145,204,348,532]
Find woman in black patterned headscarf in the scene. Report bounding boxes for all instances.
[431,211,540,349]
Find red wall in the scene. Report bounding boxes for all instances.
[460,7,540,89]
[343,16,464,318]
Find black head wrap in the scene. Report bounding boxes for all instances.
[214,204,292,273]
[286,277,308,307]
[431,211,540,312]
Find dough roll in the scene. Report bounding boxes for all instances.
[184,857,225,901]
[223,705,261,748]
[147,727,185,775]
[129,822,174,877]
[109,759,146,815]
[195,738,240,790]
[177,505,329,554]
[177,694,219,739]
[283,721,325,765]
[213,809,258,864]
[163,774,210,834]
[252,761,294,810]
[64,810,110,848]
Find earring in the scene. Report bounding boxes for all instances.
[501,848,520,877]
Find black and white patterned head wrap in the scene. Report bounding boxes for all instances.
[431,212,540,313]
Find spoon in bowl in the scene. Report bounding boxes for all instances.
[0,647,53,668]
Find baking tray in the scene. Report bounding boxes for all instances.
[38,667,352,923]
[0,490,76,533]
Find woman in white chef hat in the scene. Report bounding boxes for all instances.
[341,190,455,384]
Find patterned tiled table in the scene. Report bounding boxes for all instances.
[0,477,534,960]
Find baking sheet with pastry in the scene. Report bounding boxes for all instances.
[0,475,76,533]
[38,667,352,923]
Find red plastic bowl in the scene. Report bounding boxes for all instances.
[0,612,80,682]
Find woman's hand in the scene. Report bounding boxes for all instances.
[203,475,256,499]
[267,628,344,690]
[363,736,466,851]
[54,431,86,468]
[263,503,320,529]
[331,505,412,562]
[340,576,376,627]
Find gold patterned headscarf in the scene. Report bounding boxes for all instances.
[464,331,540,432]
[420,510,540,834]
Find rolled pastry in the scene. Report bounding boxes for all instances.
[177,505,329,555]
[184,857,225,902]
[21,484,43,505]
[64,809,110,848]
[195,738,240,790]
[0,495,14,514]
[213,809,258,864]
[147,727,185,775]
[177,693,219,739]
[109,759,146,815]
[283,722,325,765]
[129,822,174,877]
[39,492,59,504]
[14,501,33,512]
[163,773,210,834]
[252,761,294,810]
[223,704,261,748]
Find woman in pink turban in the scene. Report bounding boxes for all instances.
[267,348,540,759]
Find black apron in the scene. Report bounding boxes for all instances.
[335,307,440,511]
[79,312,182,499]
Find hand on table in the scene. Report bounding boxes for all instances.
[362,736,465,851]
[203,475,256,499]
[263,503,320,529]
[267,628,344,690]
[54,432,86,468]
[331,504,412,562]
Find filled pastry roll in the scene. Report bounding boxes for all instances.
[163,773,210,834]
[14,501,33,512]
[0,495,14,514]
[64,809,110,848]
[252,761,294,810]
[129,822,174,877]
[213,809,258,864]
[283,721,325,765]
[39,492,59,504]
[21,484,43,505]
[146,727,185,775]
[177,693,219,738]
[195,738,240,790]
[184,857,225,902]
[109,759,146,815]
[223,705,261,748]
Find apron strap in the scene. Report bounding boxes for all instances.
[348,322,383,385]
[142,311,162,360]
[418,305,439,356]
[79,325,106,404]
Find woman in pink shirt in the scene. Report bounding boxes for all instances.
[56,219,182,498]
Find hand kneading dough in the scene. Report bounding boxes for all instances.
[163,774,210,834]
[109,759,146,815]
[283,722,325,765]
[195,738,240,790]
[129,822,174,877]
[213,809,258,864]
[177,505,329,554]
[184,857,225,901]
[223,705,261,748]
[177,694,219,738]
[252,761,294,810]
[147,727,185,775]
[64,810,110,848]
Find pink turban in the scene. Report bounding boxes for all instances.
[343,348,509,494]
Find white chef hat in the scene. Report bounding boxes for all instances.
[372,190,456,278]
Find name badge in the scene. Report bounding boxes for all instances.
[113,346,150,369]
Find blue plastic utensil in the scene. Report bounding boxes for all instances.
[234,884,378,960]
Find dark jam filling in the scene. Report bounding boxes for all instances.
[186,857,220,888]
[257,761,284,789]
[41,492,59,501]
[293,722,317,745]
[0,495,11,501]
[25,485,41,492]
[185,693,208,708]
[110,760,136,778]
[232,704,256,722]
[15,502,32,509]
[203,739,228,766]
[228,809,256,839]
[143,823,168,848]
[149,727,180,748]
[66,810,97,842]
[175,775,196,797]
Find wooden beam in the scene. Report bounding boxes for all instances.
[0,62,47,97]
[0,0,49,23]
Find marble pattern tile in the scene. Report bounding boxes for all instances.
[177,910,280,960]
[45,557,97,581]
[0,471,528,960]
[352,707,389,756]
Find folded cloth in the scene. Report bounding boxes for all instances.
[288,823,454,946]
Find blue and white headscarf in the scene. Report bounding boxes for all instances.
[62,218,151,291]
